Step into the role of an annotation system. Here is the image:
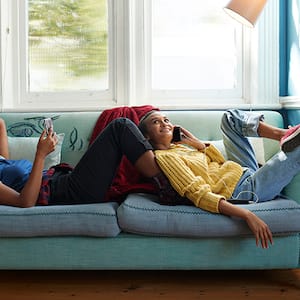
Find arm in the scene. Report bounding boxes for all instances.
[218,199,273,249]
[0,129,57,207]
[178,127,227,163]
[0,118,9,159]
[176,127,207,150]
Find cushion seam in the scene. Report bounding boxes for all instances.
[0,212,116,217]
[122,202,300,215]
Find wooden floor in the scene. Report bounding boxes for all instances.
[0,269,299,299]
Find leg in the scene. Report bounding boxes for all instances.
[223,110,300,202]
[257,118,300,153]
[233,147,300,202]
[51,118,160,204]
[257,121,286,141]
[0,119,9,159]
[221,109,264,170]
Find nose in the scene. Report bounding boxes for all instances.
[161,120,170,128]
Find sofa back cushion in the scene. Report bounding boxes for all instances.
[163,110,283,162]
[0,110,283,166]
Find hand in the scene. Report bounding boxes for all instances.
[36,128,58,158]
[218,199,273,249]
[245,211,273,249]
[175,126,206,150]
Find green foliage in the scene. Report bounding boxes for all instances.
[29,0,108,77]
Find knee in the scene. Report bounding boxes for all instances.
[223,109,240,119]
[221,109,242,126]
[106,118,138,141]
[221,109,234,129]
[106,118,131,134]
[110,118,134,128]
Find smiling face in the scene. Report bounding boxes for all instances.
[139,111,174,150]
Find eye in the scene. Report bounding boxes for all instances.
[164,118,170,123]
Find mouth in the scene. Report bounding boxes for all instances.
[160,128,172,133]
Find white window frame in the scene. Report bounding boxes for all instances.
[0,0,280,111]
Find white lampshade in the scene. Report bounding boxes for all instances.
[224,0,267,27]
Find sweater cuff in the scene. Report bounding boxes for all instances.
[200,192,224,213]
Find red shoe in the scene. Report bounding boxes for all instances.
[280,124,300,152]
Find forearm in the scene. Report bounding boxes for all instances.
[18,153,45,207]
[218,199,250,219]
[187,139,207,151]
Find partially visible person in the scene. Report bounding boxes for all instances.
[0,117,162,207]
[138,109,300,249]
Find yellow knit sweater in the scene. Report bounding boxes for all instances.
[155,144,243,213]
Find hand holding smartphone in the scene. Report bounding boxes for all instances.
[172,126,182,143]
[43,118,53,135]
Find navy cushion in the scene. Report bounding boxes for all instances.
[0,203,120,237]
[118,194,300,237]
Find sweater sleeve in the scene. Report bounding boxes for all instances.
[201,144,226,164]
[155,151,224,213]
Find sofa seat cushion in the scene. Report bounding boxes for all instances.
[118,194,300,238]
[0,203,120,237]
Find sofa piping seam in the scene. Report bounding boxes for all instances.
[122,202,300,216]
[0,212,116,217]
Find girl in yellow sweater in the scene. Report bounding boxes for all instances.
[139,109,300,249]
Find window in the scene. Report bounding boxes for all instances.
[1,0,115,110]
[28,0,109,93]
[149,0,242,100]
[0,0,279,111]
[137,0,279,108]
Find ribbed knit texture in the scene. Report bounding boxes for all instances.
[155,144,243,213]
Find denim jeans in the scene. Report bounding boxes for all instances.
[50,118,153,204]
[221,109,300,202]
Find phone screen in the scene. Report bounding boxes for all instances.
[172,126,182,142]
[43,118,53,134]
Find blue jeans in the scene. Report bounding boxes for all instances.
[50,118,153,204]
[221,109,300,202]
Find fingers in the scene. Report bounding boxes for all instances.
[45,128,57,141]
[180,127,194,138]
[256,226,273,249]
[39,129,58,151]
[39,129,47,141]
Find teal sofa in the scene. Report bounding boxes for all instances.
[0,110,299,270]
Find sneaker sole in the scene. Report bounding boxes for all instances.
[281,127,300,152]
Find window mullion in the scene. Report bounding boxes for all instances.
[126,0,149,106]
[1,0,20,110]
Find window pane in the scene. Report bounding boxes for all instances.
[152,0,239,90]
[28,0,108,92]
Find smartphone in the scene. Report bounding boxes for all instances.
[43,118,53,134]
[227,199,254,205]
[172,126,182,143]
